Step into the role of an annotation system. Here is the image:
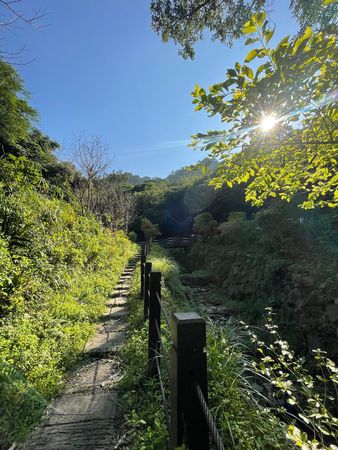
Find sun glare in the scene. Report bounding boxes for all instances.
[260,114,277,132]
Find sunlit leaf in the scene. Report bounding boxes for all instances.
[245,49,259,62]
[264,27,275,45]
[292,27,312,55]
[242,20,256,35]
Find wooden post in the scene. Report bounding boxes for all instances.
[144,262,152,321]
[148,271,161,378]
[170,313,209,450]
[140,245,146,297]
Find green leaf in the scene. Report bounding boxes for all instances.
[255,62,270,78]
[292,27,312,55]
[227,69,237,78]
[264,27,275,45]
[242,20,256,35]
[323,0,337,4]
[276,35,290,53]
[254,11,267,27]
[245,49,259,62]
[242,65,254,80]
[245,37,259,45]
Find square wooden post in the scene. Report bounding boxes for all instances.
[143,262,152,321]
[140,245,146,297]
[170,313,209,450]
[147,271,161,378]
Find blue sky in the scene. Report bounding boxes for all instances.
[5,0,298,177]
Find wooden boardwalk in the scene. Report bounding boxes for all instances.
[24,257,138,450]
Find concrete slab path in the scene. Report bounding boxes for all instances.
[24,255,139,450]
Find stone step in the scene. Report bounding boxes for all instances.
[103,309,128,320]
[85,330,126,355]
[25,391,119,449]
[106,301,127,309]
[63,358,121,394]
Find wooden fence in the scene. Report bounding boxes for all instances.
[140,243,225,450]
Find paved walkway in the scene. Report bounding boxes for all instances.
[24,256,138,450]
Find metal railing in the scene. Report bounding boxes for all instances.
[140,243,225,450]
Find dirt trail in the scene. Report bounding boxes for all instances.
[24,256,139,450]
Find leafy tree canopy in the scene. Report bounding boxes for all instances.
[151,0,264,59]
[193,212,218,238]
[191,12,338,209]
[151,0,337,59]
[140,217,161,241]
[0,60,37,147]
[290,0,338,32]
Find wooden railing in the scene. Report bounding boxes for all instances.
[140,243,225,450]
[152,236,195,248]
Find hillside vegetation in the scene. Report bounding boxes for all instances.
[182,204,338,357]
[0,155,136,447]
[0,60,137,447]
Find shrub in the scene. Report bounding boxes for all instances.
[228,211,247,222]
[193,212,218,239]
[245,308,338,450]
[0,156,137,446]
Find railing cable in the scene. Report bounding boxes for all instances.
[155,291,171,329]
[154,319,170,379]
[194,383,225,450]
[155,355,170,435]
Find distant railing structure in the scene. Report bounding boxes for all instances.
[152,236,195,249]
[140,243,225,450]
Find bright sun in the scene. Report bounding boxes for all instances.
[260,114,277,132]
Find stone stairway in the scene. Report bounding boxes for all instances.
[24,256,139,450]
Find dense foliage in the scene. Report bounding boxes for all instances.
[122,246,338,449]
[129,159,253,239]
[191,14,338,209]
[0,60,37,147]
[0,154,136,446]
[182,202,338,359]
[151,0,264,59]
[151,0,337,58]
[246,309,338,449]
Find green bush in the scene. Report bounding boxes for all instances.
[207,322,292,449]
[0,156,137,447]
[246,308,338,450]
